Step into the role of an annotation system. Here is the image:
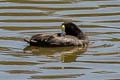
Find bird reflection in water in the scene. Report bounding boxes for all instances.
[24,46,88,63]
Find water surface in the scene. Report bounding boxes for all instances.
[0,0,120,80]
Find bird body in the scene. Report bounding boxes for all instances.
[24,23,89,47]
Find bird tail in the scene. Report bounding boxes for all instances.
[24,38,30,43]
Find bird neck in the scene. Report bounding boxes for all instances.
[61,32,66,37]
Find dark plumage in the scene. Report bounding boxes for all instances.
[24,22,89,47]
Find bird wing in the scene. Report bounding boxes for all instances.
[30,34,55,43]
[25,34,83,46]
[49,35,83,46]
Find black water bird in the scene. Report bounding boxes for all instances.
[24,22,89,47]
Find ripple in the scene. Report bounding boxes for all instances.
[40,67,91,69]
[100,4,120,8]
[79,61,120,64]
[0,19,78,23]
[0,47,10,51]
[0,61,39,65]
[0,37,23,41]
[91,44,113,48]
[85,52,120,56]
[0,26,58,31]
[5,70,40,74]
[0,9,45,13]
[102,38,120,42]
[92,71,116,74]
[2,0,72,4]
[0,13,47,16]
[30,74,84,79]
[95,20,120,23]
[63,12,120,17]
[0,6,98,11]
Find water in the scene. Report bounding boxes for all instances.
[0,0,120,80]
